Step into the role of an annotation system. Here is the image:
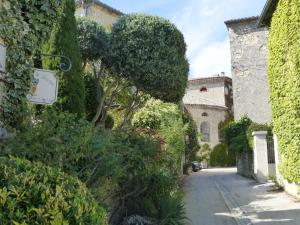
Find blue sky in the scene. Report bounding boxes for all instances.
[102,0,266,79]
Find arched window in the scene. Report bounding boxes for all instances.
[200,122,210,142]
[200,87,208,92]
[202,112,208,117]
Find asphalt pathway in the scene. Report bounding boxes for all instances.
[184,168,300,225]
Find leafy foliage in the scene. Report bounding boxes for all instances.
[43,0,86,115]
[199,144,211,165]
[223,116,252,153]
[246,123,272,148]
[210,143,235,167]
[183,113,200,162]
[76,17,109,64]
[0,0,65,127]
[83,130,183,224]
[2,110,93,176]
[110,14,189,102]
[0,157,107,225]
[268,0,300,183]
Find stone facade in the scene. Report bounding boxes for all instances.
[183,75,233,148]
[225,17,272,124]
[75,0,122,27]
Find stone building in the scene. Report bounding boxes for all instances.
[183,75,233,148]
[225,17,272,124]
[75,0,123,26]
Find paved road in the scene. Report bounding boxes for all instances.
[184,168,300,225]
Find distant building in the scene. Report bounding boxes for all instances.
[183,74,233,148]
[225,17,272,124]
[75,0,123,26]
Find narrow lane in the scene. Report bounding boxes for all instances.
[184,168,300,225]
[184,169,237,225]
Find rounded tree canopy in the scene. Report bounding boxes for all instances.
[110,14,189,102]
[76,17,109,63]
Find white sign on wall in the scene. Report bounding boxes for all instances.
[27,69,59,105]
[0,43,6,73]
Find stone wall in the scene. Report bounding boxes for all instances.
[236,150,254,178]
[226,17,272,124]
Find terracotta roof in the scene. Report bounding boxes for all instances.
[188,76,232,84]
[224,16,259,25]
[257,0,279,27]
[76,0,123,16]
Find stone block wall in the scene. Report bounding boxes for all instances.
[226,17,272,124]
[236,150,254,178]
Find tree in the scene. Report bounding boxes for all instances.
[43,0,85,116]
[110,14,189,103]
[77,17,126,126]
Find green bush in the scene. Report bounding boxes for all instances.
[76,17,109,64]
[199,144,211,164]
[84,130,183,224]
[132,99,185,167]
[223,116,252,153]
[210,143,235,167]
[0,157,107,225]
[183,114,200,162]
[2,110,93,176]
[110,14,189,102]
[246,123,272,148]
[268,0,300,183]
[43,0,86,116]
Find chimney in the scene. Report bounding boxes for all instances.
[220,72,225,76]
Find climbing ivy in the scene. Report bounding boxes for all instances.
[0,0,65,128]
[268,0,300,183]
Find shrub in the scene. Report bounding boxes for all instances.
[110,14,189,102]
[268,0,300,183]
[183,113,200,162]
[43,0,86,116]
[2,110,93,176]
[199,144,211,164]
[246,123,272,148]
[223,116,252,153]
[210,143,235,167]
[0,157,107,225]
[81,125,184,224]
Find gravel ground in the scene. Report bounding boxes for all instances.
[184,168,300,225]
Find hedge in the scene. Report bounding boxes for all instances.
[268,0,300,183]
[0,157,107,225]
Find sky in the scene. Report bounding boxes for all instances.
[102,0,266,79]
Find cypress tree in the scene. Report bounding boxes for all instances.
[43,0,86,116]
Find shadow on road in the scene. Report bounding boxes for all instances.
[184,168,300,225]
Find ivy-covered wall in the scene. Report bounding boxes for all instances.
[268,0,300,183]
[0,1,65,128]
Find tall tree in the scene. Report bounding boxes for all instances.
[44,0,86,116]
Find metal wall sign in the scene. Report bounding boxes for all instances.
[27,69,59,105]
[0,42,6,73]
